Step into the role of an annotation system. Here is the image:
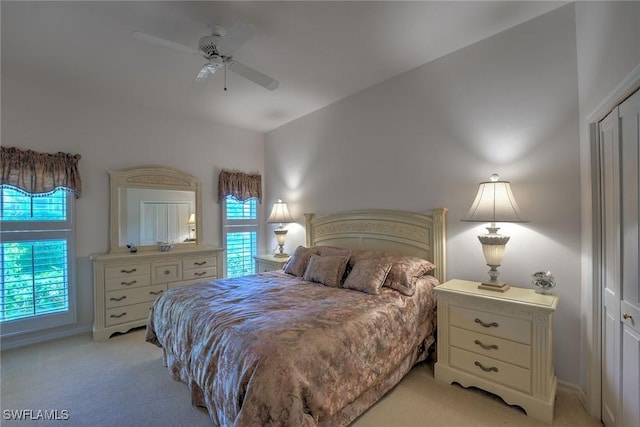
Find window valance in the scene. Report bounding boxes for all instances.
[218,170,262,203]
[0,146,82,198]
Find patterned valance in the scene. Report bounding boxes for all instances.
[218,170,262,203]
[1,146,82,198]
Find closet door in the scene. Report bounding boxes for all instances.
[619,89,640,427]
[600,107,621,427]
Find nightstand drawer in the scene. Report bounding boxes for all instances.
[449,326,531,368]
[449,305,531,344]
[450,347,530,394]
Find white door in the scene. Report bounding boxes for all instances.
[600,88,640,427]
[600,107,621,427]
[619,89,640,427]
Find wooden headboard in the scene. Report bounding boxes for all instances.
[304,208,447,283]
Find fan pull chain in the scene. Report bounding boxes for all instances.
[224,63,228,91]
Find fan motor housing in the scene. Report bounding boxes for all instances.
[199,35,222,55]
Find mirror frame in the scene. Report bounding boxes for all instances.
[109,166,202,253]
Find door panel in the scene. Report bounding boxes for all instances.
[600,107,621,427]
[619,88,640,427]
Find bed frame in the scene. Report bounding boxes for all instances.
[304,208,447,283]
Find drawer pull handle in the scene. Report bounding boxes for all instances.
[120,268,137,274]
[623,313,633,321]
[194,261,207,266]
[474,361,499,372]
[149,290,164,295]
[194,271,207,277]
[109,296,127,302]
[164,270,171,275]
[474,340,499,350]
[475,318,499,328]
[121,280,137,286]
[110,312,127,319]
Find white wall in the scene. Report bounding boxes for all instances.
[575,0,640,415]
[265,4,582,384]
[1,73,264,348]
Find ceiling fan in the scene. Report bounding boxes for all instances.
[132,19,279,91]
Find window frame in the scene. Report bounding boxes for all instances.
[0,188,77,337]
[222,196,259,278]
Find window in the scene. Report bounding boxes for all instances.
[0,187,76,336]
[223,196,258,278]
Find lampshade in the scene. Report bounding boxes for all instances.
[266,199,294,224]
[462,174,527,223]
[462,174,527,292]
[187,213,196,225]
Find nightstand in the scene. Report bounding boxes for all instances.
[254,254,290,273]
[434,279,558,423]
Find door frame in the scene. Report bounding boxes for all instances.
[586,63,640,419]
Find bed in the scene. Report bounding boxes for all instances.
[146,208,447,426]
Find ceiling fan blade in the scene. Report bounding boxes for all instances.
[132,31,201,56]
[228,60,279,91]
[216,19,255,56]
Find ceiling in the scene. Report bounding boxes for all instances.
[2,1,567,133]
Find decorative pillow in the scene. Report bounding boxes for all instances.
[303,254,350,288]
[284,246,320,277]
[385,256,436,296]
[342,258,393,295]
[348,250,436,296]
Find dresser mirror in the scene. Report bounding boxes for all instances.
[109,166,202,253]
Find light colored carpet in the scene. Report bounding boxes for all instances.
[1,328,602,426]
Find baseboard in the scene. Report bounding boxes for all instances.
[0,325,92,351]
[557,380,588,411]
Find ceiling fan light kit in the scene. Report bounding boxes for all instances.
[132,19,278,91]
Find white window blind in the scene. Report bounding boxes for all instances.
[0,187,76,336]
[222,196,258,278]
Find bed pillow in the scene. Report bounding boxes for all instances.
[303,254,350,288]
[342,258,393,295]
[284,246,320,277]
[348,250,436,296]
[385,256,436,296]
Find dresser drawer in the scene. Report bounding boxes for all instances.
[449,326,531,368]
[449,305,531,344]
[183,267,216,281]
[105,275,151,291]
[104,263,150,279]
[105,301,154,326]
[105,284,167,309]
[183,256,217,271]
[151,261,181,284]
[450,347,531,394]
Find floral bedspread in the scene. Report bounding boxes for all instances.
[145,271,438,426]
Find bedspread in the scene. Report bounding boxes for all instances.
[146,271,438,426]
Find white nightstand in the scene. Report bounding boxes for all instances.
[434,279,558,423]
[254,254,290,273]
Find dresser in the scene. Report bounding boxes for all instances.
[434,279,558,423]
[254,254,290,273]
[92,246,223,341]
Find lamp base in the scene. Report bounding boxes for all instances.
[478,281,510,292]
[274,252,290,258]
